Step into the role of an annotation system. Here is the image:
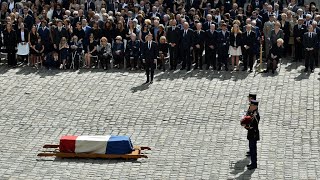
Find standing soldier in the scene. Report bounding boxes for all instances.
[166,19,180,70]
[245,100,260,170]
[217,23,230,71]
[263,14,275,60]
[205,24,218,70]
[193,22,205,70]
[293,18,307,62]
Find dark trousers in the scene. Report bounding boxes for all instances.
[243,49,254,70]
[113,54,124,66]
[194,47,203,68]
[249,140,257,166]
[205,47,217,69]
[7,49,16,66]
[169,45,178,69]
[305,49,315,70]
[218,50,229,70]
[19,55,28,63]
[145,60,155,82]
[99,54,111,69]
[181,47,191,69]
[295,42,304,61]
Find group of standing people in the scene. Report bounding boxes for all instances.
[0,0,319,76]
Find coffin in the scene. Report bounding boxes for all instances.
[59,135,134,154]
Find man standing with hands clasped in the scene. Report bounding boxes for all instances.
[303,25,317,73]
[142,34,158,84]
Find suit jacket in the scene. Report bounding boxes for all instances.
[166,26,180,45]
[52,10,63,20]
[23,14,34,31]
[84,1,95,11]
[126,39,140,57]
[53,27,69,46]
[16,28,29,43]
[193,30,205,49]
[142,41,158,61]
[180,28,194,49]
[293,24,307,43]
[229,32,242,47]
[205,29,218,49]
[203,21,216,31]
[217,30,230,52]
[242,31,256,52]
[38,26,51,44]
[3,29,17,50]
[270,29,284,46]
[303,32,318,49]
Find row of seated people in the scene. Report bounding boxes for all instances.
[42,33,169,71]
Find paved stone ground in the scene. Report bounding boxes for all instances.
[0,59,319,180]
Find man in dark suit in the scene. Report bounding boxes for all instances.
[203,14,215,31]
[180,22,194,71]
[242,24,256,72]
[205,24,218,70]
[166,19,180,70]
[38,20,52,53]
[142,34,158,84]
[193,23,205,70]
[217,23,230,71]
[53,20,69,51]
[52,4,63,20]
[22,6,34,31]
[84,0,95,11]
[293,18,307,62]
[303,25,318,72]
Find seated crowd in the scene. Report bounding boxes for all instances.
[0,0,319,74]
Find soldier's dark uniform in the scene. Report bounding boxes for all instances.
[245,100,260,170]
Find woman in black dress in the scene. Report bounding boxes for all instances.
[102,20,115,43]
[3,22,17,67]
[139,24,150,43]
[158,36,169,71]
[29,25,40,67]
[265,39,284,74]
[91,21,102,42]
[84,34,97,68]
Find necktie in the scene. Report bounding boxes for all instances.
[198,31,200,35]
[148,42,151,49]
[309,32,311,38]
[247,32,249,36]
[184,30,186,37]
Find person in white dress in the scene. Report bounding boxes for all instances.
[229,23,243,71]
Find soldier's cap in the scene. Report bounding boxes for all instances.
[250,100,259,106]
[248,94,257,100]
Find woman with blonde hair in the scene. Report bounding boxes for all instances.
[229,23,243,71]
[158,36,169,71]
[59,37,69,69]
[98,37,112,70]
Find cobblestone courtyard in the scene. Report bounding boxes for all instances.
[0,60,319,179]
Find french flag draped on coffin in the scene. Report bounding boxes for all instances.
[59,135,134,154]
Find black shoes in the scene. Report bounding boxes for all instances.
[144,81,149,84]
[247,164,257,170]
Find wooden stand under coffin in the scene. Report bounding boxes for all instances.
[38,144,151,160]
[38,135,151,160]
